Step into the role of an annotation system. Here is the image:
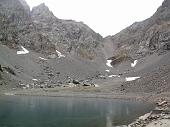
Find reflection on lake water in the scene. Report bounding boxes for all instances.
[0,96,154,127]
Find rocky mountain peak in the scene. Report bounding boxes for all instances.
[31,3,57,23]
[18,0,30,12]
[162,0,170,8]
[154,0,170,21]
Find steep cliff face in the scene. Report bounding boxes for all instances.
[0,0,31,48]
[104,0,170,59]
[29,3,104,60]
[0,0,104,61]
[0,0,30,23]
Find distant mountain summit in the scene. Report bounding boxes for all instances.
[31,3,58,23]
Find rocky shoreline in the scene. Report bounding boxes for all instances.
[128,99,170,127]
[2,89,150,101]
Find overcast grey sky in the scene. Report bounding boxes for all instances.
[25,0,164,37]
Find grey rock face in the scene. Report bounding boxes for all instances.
[31,3,57,23]
[0,0,30,23]
[0,0,104,61]
[30,3,104,60]
[104,0,170,59]
[0,0,31,48]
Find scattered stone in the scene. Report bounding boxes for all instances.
[0,64,3,72]
[68,83,76,87]
[63,83,76,88]
[56,72,60,75]
[2,66,16,75]
[82,80,92,86]
[128,99,170,127]
[26,84,30,88]
[39,57,47,61]
[139,112,152,120]
[72,79,80,85]
[23,87,27,89]
[98,75,106,79]
[46,84,53,88]
[156,100,168,107]
[48,73,54,77]
[93,84,99,87]
[115,125,127,127]
[48,54,56,59]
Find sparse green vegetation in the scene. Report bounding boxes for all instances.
[77,46,96,60]
[109,49,132,65]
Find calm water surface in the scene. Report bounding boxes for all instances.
[0,96,154,127]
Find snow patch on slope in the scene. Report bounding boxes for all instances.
[131,60,138,67]
[108,75,120,78]
[106,60,112,68]
[56,50,65,58]
[125,77,140,81]
[32,79,38,81]
[17,46,29,55]
[39,57,47,60]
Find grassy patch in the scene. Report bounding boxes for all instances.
[108,49,132,65]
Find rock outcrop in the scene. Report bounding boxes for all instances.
[0,0,31,48]
[29,3,104,60]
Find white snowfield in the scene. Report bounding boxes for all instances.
[131,60,138,67]
[56,50,65,58]
[17,46,29,55]
[105,70,110,72]
[125,77,140,81]
[39,57,47,60]
[106,60,113,68]
[108,75,120,78]
[32,79,38,81]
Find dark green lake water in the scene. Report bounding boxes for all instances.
[0,96,154,127]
